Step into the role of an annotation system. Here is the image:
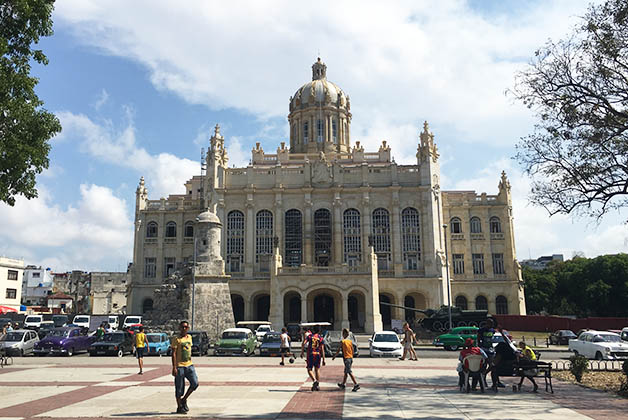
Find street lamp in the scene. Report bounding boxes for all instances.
[191,216,199,331]
[442,224,452,330]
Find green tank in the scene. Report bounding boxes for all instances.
[419,305,495,332]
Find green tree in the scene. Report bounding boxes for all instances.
[511,0,628,220]
[0,0,61,206]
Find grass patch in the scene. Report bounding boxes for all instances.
[554,370,626,397]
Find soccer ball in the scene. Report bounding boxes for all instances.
[289,358,295,364]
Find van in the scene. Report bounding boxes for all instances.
[73,315,90,329]
[24,315,43,330]
[123,315,142,329]
[108,315,119,330]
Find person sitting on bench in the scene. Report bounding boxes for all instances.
[490,334,517,392]
[516,341,539,392]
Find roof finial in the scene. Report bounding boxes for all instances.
[312,57,327,81]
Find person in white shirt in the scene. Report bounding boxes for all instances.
[279,327,295,366]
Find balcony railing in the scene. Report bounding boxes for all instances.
[490,233,505,240]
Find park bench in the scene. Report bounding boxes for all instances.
[512,357,553,393]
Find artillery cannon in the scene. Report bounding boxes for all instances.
[380,302,495,332]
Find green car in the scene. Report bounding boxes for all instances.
[214,328,256,356]
[433,326,479,351]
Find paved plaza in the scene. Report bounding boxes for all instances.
[0,356,626,419]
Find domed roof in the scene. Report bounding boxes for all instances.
[196,210,221,225]
[290,58,349,111]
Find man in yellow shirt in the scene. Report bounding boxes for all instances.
[517,341,538,392]
[135,326,146,375]
[332,328,360,392]
[171,320,198,414]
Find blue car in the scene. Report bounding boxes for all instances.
[259,332,282,356]
[145,332,170,356]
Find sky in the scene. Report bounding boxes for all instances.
[1,0,626,272]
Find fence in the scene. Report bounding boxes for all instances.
[493,315,628,332]
[552,359,625,371]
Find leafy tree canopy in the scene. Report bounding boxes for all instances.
[512,0,628,220]
[0,0,61,206]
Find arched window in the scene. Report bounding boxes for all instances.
[146,222,158,238]
[450,217,462,234]
[475,295,488,310]
[314,209,332,266]
[142,298,153,314]
[343,209,361,265]
[372,208,391,271]
[402,207,420,270]
[226,211,245,273]
[303,121,309,143]
[184,221,194,238]
[490,217,502,233]
[496,295,508,314]
[455,295,468,310]
[165,222,177,238]
[256,210,273,272]
[470,217,482,233]
[284,209,302,267]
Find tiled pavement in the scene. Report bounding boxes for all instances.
[0,357,626,419]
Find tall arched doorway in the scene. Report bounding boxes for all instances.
[313,294,335,324]
[283,292,301,324]
[379,294,393,330]
[142,298,153,314]
[348,291,366,332]
[404,295,415,323]
[255,294,270,321]
[231,294,244,323]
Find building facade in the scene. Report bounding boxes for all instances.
[128,59,526,333]
[21,265,53,307]
[90,272,128,314]
[0,256,24,311]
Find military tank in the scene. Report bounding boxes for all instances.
[419,306,495,332]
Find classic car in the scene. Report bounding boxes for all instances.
[323,330,359,357]
[190,331,209,356]
[369,331,403,358]
[259,332,282,356]
[34,327,96,356]
[214,328,256,356]
[146,332,170,356]
[89,332,134,357]
[549,330,577,345]
[0,330,39,356]
[433,326,479,351]
[568,330,628,360]
[621,327,628,342]
[255,325,273,342]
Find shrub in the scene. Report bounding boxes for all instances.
[620,360,628,397]
[568,354,589,383]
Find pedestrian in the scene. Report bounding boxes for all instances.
[171,320,199,414]
[6,322,13,332]
[332,328,360,392]
[135,325,146,375]
[300,325,325,391]
[96,323,105,340]
[399,322,418,361]
[279,327,294,365]
[104,323,113,333]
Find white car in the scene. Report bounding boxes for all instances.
[72,315,90,329]
[108,316,119,330]
[369,331,403,357]
[255,325,272,341]
[24,315,44,330]
[0,329,39,356]
[568,330,628,360]
[122,315,142,329]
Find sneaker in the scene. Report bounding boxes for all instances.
[314,381,320,391]
[337,383,346,389]
[176,406,187,414]
[532,384,539,393]
[352,384,360,392]
[138,371,143,375]
[181,399,189,413]
[280,361,285,366]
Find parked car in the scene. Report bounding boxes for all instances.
[122,316,142,329]
[146,332,170,356]
[286,323,301,341]
[24,315,44,330]
[433,326,479,351]
[369,331,403,358]
[89,332,134,357]
[108,315,120,330]
[37,321,56,339]
[34,327,96,356]
[0,329,39,356]
[549,330,577,345]
[568,330,628,360]
[190,331,209,356]
[214,328,256,356]
[72,315,90,329]
[52,315,69,328]
[259,332,282,356]
[621,327,628,342]
[323,330,359,357]
[255,325,273,342]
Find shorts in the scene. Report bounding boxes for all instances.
[174,365,199,398]
[404,342,413,350]
[306,354,321,370]
[344,358,353,374]
[136,347,145,358]
[280,347,290,354]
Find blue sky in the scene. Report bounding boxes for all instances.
[2,0,624,272]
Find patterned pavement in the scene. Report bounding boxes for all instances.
[0,356,626,419]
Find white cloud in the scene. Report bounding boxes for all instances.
[92,88,109,110]
[0,184,132,271]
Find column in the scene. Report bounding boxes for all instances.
[341,292,350,329]
[301,294,307,323]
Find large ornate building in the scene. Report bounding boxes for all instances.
[127,58,526,333]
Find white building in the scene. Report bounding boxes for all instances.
[0,257,25,311]
[22,265,53,307]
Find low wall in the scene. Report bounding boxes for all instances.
[494,314,628,332]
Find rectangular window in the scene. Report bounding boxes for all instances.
[472,254,485,274]
[404,254,418,271]
[164,257,176,277]
[144,258,156,278]
[492,253,505,274]
[317,119,324,142]
[303,121,309,143]
[332,119,337,143]
[32,272,40,278]
[5,288,17,299]
[453,254,464,274]
[7,270,18,280]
